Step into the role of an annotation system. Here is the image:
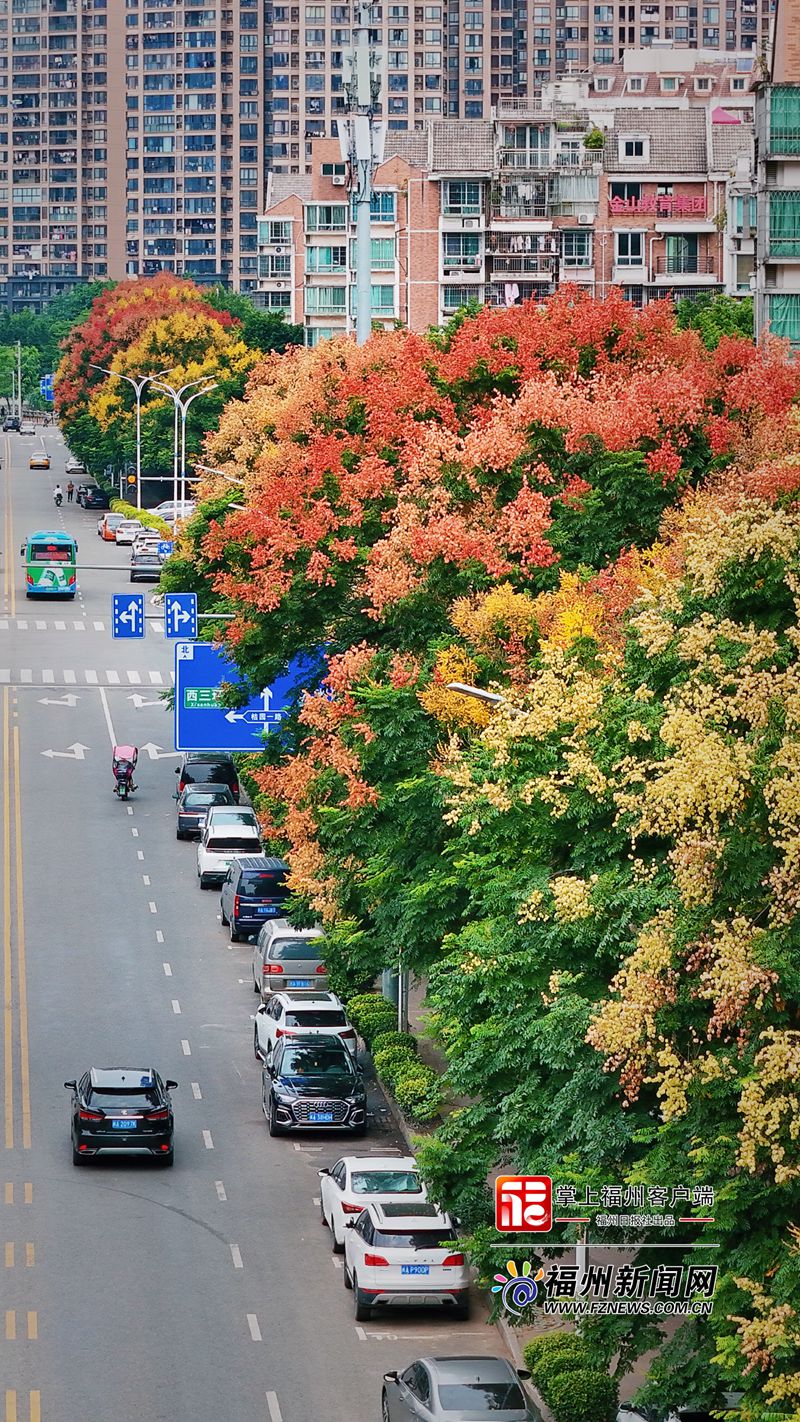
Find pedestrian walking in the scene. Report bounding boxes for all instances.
[66,480,75,503]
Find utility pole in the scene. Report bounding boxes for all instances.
[16,340,22,421]
[339,2,384,345]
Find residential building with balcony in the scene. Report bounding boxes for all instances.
[754,0,800,343]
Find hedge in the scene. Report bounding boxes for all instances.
[523,1334,588,1372]
[373,1044,419,1091]
[109,497,171,535]
[371,1030,418,1057]
[346,992,397,1046]
[546,1369,618,1422]
[393,1063,443,1123]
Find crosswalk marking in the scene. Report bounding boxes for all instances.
[16,621,27,631]
[0,669,170,687]
[35,621,46,631]
[106,670,120,685]
[93,621,105,631]
[127,670,141,684]
[149,670,163,685]
[42,670,54,684]
[54,620,66,631]
[85,669,98,684]
[0,671,8,684]
[1,618,112,632]
[20,670,31,684]
[74,619,85,630]
[63,669,76,685]
[0,621,7,632]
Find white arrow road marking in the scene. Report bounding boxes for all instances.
[128,693,163,709]
[38,693,80,707]
[140,742,181,760]
[40,743,89,760]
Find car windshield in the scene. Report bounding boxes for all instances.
[270,939,323,961]
[351,1171,423,1194]
[285,1010,346,1028]
[88,1089,161,1110]
[241,870,286,894]
[210,810,255,824]
[185,792,228,806]
[438,1382,526,1411]
[279,1047,353,1077]
[207,837,258,852]
[373,1228,457,1249]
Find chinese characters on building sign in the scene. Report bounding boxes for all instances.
[495,1176,715,1232]
[493,1259,718,1318]
[609,195,708,215]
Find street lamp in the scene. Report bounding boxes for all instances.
[88,364,175,508]
[445,682,504,706]
[193,462,245,487]
[179,382,217,503]
[150,376,218,507]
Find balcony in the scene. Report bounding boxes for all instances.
[488,253,556,277]
[442,254,482,273]
[653,256,718,281]
[500,148,553,171]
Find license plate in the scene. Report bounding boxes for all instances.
[256,905,276,915]
[308,1111,334,1123]
[111,1119,136,1130]
[288,978,311,988]
[401,1264,429,1275]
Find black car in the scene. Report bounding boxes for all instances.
[65,1067,177,1166]
[176,751,240,802]
[130,547,164,583]
[176,783,235,840]
[261,1035,367,1137]
[220,855,290,941]
[81,485,111,510]
[3,416,19,432]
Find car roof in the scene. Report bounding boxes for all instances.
[182,783,231,795]
[184,751,234,763]
[367,1200,450,1226]
[277,1033,349,1049]
[275,991,341,1005]
[341,1154,417,1171]
[89,1068,156,1089]
[233,855,284,871]
[266,920,323,939]
[208,805,256,815]
[419,1357,519,1384]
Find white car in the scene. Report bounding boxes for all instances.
[204,805,260,835]
[115,519,143,545]
[133,530,161,551]
[343,1201,469,1321]
[252,921,327,999]
[253,991,356,1064]
[18,422,35,435]
[196,824,261,889]
[151,500,195,525]
[65,457,85,476]
[319,1155,427,1253]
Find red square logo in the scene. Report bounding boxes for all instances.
[495,1175,552,1232]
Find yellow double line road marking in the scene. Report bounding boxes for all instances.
[2,687,31,1150]
[4,1395,40,1422]
[3,434,15,615]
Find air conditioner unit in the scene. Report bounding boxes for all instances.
[331,175,346,186]
[577,212,593,226]
[274,281,285,287]
[462,218,479,229]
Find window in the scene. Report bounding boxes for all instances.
[610,181,642,202]
[660,76,677,91]
[618,135,648,162]
[627,76,644,91]
[615,230,644,266]
[442,231,480,267]
[443,179,481,215]
[305,284,346,314]
[306,243,346,273]
[769,191,800,257]
[562,229,591,266]
[305,203,347,232]
[348,236,394,269]
[731,76,745,90]
[594,76,611,90]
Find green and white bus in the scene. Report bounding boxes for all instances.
[22,530,78,598]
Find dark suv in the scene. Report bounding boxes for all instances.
[261,1035,367,1137]
[65,1066,177,1166]
[175,751,240,802]
[3,416,19,432]
[220,856,289,941]
[81,484,111,510]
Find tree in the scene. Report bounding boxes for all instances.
[675,292,754,349]
[205,285,304,354]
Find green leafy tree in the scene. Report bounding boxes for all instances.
[674,292,754,349]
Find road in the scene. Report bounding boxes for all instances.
[0,430,502,1421]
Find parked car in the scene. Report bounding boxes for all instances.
[18,422,35,435]
[196,823,262,889]
[65,456,86,476]
[3,416,20,431]
[82,485,110,510]
[254,991,356,1063]
[64,1066,177,1167]
[175,751,240,802]
[151,500,195,524]
[175,784,235,840]
[115,519,143,546]
[99,512,126,540]
[382,1357,540,1422]
[220,855,289,941]
[130,548,164,583]
[319,1154,426,1253]
[252,921,327,999]
[29,450,50,469]
[205,805,259,835]
[261,1034,367,1137]
[343,1201,469,1321]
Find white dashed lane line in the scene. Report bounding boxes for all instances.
[191,1082,202,1099]
[203,1130,214,1150]
[230,1244,243,1270]
[171,1000,181,1015]
[247,1315,262,1342]
[181,1040,191,1055]
[266,1394,283,1422]
[148,902,157,914]
[156,930,164,944]
[215,1180,226,1200]
[163,963,172,977]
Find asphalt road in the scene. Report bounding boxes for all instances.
[0,431,502,1422]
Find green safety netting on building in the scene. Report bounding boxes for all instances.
[770,86,800,153]
[768,293,800,344]
[769,191,800,256]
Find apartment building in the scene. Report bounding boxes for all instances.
[754,0,800,343]
[264,0,772,173]
[258,57,755,338]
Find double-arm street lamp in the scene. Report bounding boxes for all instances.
[150,377,218,507]
[88,363,175,507]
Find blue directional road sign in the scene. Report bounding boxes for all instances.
[112,593,145,639]
[39,373,54,402]
[174,641,321,751]
[164,591,197,640]
[157,540,174,558]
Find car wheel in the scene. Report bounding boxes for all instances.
[220,903,229,925]
[229,921,241,943]
[199,875,209,890]
[254,1027,262,1062]
[451,1298,470,1321]
[331,1221,345,1255]
[343,1261,353,1291]
[267,1099,284,1138]
[176,831,185,841]
[353,1277,372,1322]
[381,1392,391,1422]
[71,1144,85,1166]
[253,971,261,994]
[320,1196,328,1226]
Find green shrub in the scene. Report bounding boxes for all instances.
[393,1063,443,1123]
[523,1334,586,1373]
[529,1344,593,1396]
[373,1044,418,1090]
[347,992,396,1045]
[372,1030,418,1057]
[546,1369,618,1422]
[110,497,171,534]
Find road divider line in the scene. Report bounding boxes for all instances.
[4,1391,16,1422]
[97,685,117,748]
[5,1309,15,1340]
[137,851,144,861]
[266,1393,283,1422]
[163,963,172,977]
[23,1184,31,1205]
[143,875,150,886]
[29,1392,40,1422]
[3,688,13,1150]
[26,1310,36,1340]
[12,727,31,1148]
[171,1000,181,1015]
[156,930,164,944]
[3,1183,11,1204]
[230,1244,243,1269]
[181,1040,191,1055]
[4,1242,12,1267]
[24,1243,33,1267]
[247,1314,261,1342]
[191,1082,201,1099]
[131,828,139,838]
[202,1129,214,1149]
[149,902,157,914]
[215,1180,226,1200]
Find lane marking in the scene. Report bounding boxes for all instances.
[203,1129,214,1149]
[4,1391,16,1422]
[354,1325,367,1341]
[41,670,54,684]
[74,620,85,630]
[126,806,134,817]
[85,669,98,684]
[149,670,163,685]
[171,1000,181,1015]
[137,850,144,861]
[230,1243,243,1269]
[19,671,31,684]
[247,1313,262,1342]
[4,1242,12,1267]
[215,1180,226,1200]
[149,902,157,914]
[142,874,150,886]
[105,670,120,685]
[24,1242,33,1267]
[181,1039,191,1055]
[93,620,104,631]
[12,727,31,1148]
[34,623,45,632]
[191,1082,201,1099]
[26,1310,36,1340]
[155,929,164,944]
[63,669,76,684]
[98,685,117,748]
[5,1310,15,1340]
[312,1196,320,1206]
[266,1393,283,1422]
[23,1184,31,1205]
[163,963,172,977]
[127,670,141,684]
[3,689,13,1150]
[131,828,139,838]
[3,1183,11,1204]
[29,1393,40,1422]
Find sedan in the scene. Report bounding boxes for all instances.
[130,548,164,583]
[176,784,235,840]
[344,1201,469,1321]
[82,485,110,510]
[29,451,50,469]
[261,1035,367,1137]
[319,1154,426,1253]
[18,422,35,435]
[115,519,143,545]
[254,991,357,1064]
[65,1066,177,1166]
[382,1357,540,1422]
[99,512,125,540]
[65,457,86,476]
